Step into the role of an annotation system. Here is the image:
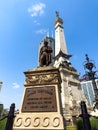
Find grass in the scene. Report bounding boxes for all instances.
[0,118,7,130]
[66,126,77,130]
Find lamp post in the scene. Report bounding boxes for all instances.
[80,101,92,130]
[83,54,98,109]
[5,103,15,130]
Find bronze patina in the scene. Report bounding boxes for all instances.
[39,40,52,67]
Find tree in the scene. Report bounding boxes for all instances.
[0,104,3,117]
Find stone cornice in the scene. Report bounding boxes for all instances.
[59,67,80,76]
[24,66,62,86]
[54,50,72,60]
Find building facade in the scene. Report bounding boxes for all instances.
[81,78,98,107]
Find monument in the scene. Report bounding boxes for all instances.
[13,40,65,130]
[53,12,85,126]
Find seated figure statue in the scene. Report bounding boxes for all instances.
[39,40,52,67]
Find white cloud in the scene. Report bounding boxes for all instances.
[33,20,40,25]
[35,29,48,34]
[28,2,46,17]
[12,83,20,89]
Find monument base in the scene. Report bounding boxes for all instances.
[13,113,64,130]
[13,66,65,130]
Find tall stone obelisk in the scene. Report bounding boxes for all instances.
[54,12,83,126]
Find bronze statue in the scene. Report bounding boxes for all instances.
[39,40,52,67]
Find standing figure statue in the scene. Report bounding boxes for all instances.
[39,40,52,67]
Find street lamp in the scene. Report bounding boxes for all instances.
[83,54,98,109]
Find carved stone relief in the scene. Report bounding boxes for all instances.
[25,73,59,85]
[14,116,61,128]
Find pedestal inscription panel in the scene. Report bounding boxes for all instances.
[22,86,57,112]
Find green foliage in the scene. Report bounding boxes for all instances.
[90,117,98,130]
[0,106,9,130]
[76,118,84,130]
[0,118,7,130]
[76,117,98,130]
[0,104,3,116]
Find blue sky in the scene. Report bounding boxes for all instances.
[0,0,98,109]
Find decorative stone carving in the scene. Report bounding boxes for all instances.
[14,115,61,128]
[53,117,60,127]
[33,117,40,127]
[25,74,59,85]
[14,117,22,127]
[23,117,31,127]
[42,117,50,127]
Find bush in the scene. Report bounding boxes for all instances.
[90,117,98,130]
[0,104,3,117]
[76,117,98,130]
[76,118,83,130]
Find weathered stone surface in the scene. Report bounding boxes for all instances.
[13,66,65,130]
[13,113,64,129]
[24,66,61,86]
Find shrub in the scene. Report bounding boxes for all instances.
[76,118,83,130]
[90,117,98,130]
[76,117,98,130]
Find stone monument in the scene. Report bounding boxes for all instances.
[13,41,65,130]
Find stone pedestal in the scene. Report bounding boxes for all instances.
[13,66,65,130]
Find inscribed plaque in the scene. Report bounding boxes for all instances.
[22,86,57,112]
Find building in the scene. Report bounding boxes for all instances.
[81,77,98,107]
[80,54,98,109]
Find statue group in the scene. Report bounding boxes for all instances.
[39,40,52,67]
